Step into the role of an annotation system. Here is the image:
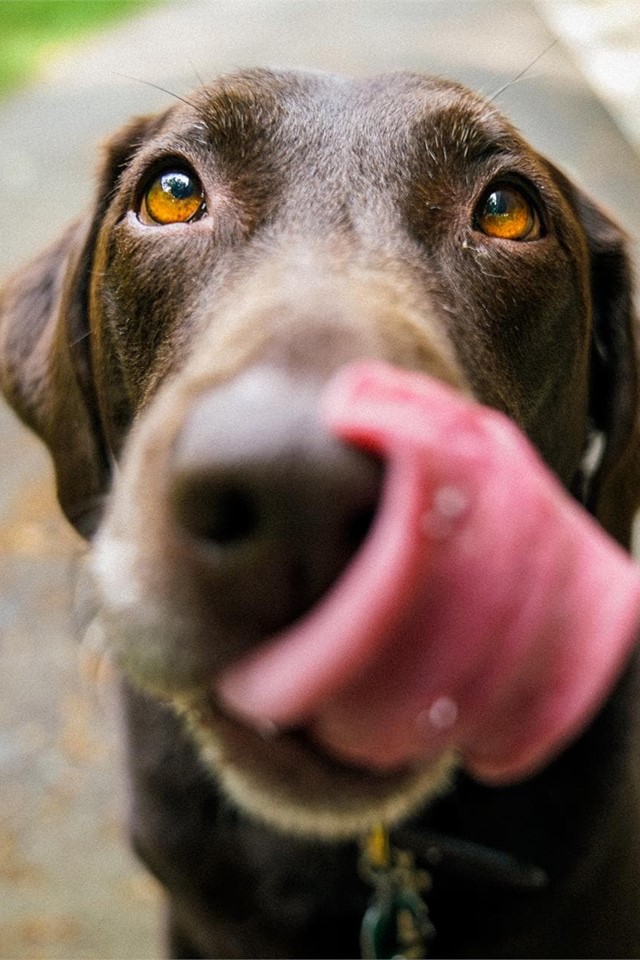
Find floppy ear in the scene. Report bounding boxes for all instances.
[0,113,166,538]
[559,173,640,548]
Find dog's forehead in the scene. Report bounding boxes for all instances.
[168,70,525,166]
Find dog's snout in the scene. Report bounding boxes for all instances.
[168,369,383,629]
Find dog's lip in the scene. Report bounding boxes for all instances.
[206,694,421,782]
[216,361,640,784]
[277,725,414,777]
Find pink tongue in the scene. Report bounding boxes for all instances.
[216,362,640,783]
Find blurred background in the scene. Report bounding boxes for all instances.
[0,1,639,957]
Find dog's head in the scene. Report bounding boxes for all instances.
[1,70,638,837]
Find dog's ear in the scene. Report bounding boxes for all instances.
[0,113,166,538]
[553,167,640,547]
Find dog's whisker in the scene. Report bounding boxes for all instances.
[69,329,91,348]
[113,71,200,110]
[487,39,560,104]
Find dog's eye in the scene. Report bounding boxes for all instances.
[475,185,541,241]
[140,169,205,225]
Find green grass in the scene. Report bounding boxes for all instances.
[0,0,157,97]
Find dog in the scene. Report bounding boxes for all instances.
[2,69,640,958]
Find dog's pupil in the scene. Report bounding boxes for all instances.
[485,190,510,217]
[161,171,195,200]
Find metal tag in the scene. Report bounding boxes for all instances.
[360,824,434,959]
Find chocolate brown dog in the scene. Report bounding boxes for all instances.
[2,70,640,958]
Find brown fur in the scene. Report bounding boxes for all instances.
[2,70,640,957]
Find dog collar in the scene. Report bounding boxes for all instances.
[359,823,547,959]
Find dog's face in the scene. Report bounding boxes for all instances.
[1,70,638,838]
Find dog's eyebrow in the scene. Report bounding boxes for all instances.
[407,99,524,168]
[178,86,287,174]
[199,87,282,146]
[125,128,213,169]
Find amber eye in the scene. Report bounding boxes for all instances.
[475,184,541,241]
[140,169,205,225]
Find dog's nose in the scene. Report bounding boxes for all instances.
[168,369,383,632]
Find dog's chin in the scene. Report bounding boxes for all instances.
[173,692,457,840]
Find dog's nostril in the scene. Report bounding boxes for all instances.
[173,477,378,555]
[199,482,261,546]
[171,477,261,547]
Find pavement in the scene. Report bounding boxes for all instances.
[0,1,639,957]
